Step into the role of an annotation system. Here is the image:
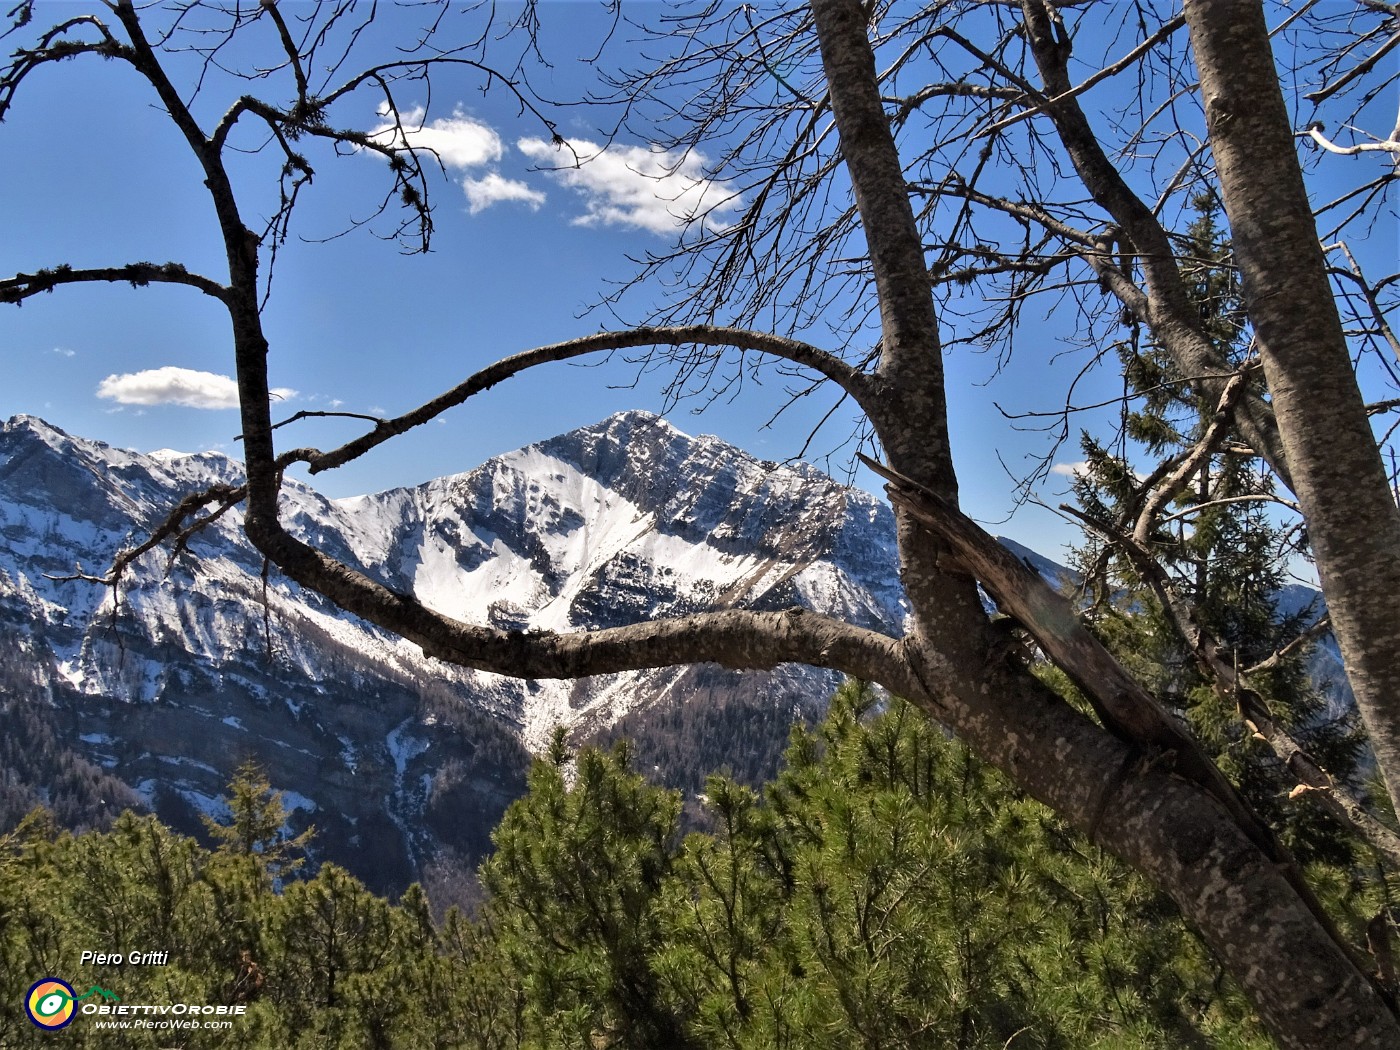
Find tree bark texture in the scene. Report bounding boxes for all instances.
[801,2,1399,1045]
[1184,0,1400,821]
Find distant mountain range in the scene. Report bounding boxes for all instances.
[0,411,910,893]
[0,411,1350,897]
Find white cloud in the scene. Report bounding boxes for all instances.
[96,367,296,410]
[517,137,740,234]
[1050,460,1091,479]
[368,105,546,216]
[462,172,545,214]
[50,347,75,358]
[371,105,502,171]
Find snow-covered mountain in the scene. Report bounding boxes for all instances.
[0,411,906,891]
[0,410,1356,894]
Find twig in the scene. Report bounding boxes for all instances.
[1244,616,1332,677]
[1155,493,1302,528]
[1133,369,1253,546]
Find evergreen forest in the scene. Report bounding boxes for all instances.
[1,670,1384,1049]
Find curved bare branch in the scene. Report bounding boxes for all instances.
[243,512,919,696]
[290,326,871,475]
[1133,368,1254,546]
[0,262,228,305]
[0,13,130,121]
[1302,120,1400,157]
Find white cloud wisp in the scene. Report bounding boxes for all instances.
[371,105,503,170]
[517,137,740,234]
[462,172,545,215]
[97,367,296,410]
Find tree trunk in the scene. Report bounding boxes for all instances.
[808,0,1400,1044]
[1184,0,1400,820]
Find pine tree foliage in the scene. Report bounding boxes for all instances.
[457,684,1275,1048]
[1066,200,1377,878]
[652,682,1270,1049]
[0,691,1292,1048]
[480,739,699,1050]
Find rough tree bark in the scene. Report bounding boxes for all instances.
[1183,0,1400,821]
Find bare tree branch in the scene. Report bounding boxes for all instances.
[980,12,1187,138]
[245,512,921,695]
[0,13,128,121]
[288,326,869,476]
[1132,370,1254,545]
[1245,615,1334,678]
[1301,119,1400,158]
[0,262,228,305]
[1019,3,1295,495]
[1155,493,1303,528]
[47,482,246,588]
[1305,24,1400,103]
[1327,241,1400,363]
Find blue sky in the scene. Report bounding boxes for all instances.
[0,3,1392,566]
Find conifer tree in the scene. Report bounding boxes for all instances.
[480,737,698,1050]
[203,760,313,886]
[1066,199,1373,873]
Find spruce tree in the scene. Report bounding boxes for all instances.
[1066,197,1377,898]
[203,760,313,886]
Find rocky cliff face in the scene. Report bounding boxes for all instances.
[0,411,906,892]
